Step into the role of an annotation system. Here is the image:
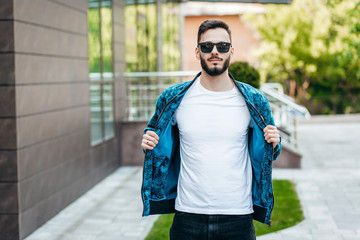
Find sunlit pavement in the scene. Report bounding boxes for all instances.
[25,167,158,240]
[259,114,360,240]
[25,114,360,240]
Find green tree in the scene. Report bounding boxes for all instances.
[244,0,360,114]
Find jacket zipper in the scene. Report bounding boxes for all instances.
[233,82,266,126]
[154,74,199,129]
[269,147,275,227]
[154,95,178,129]
[141,149,148,216]
[233,81,276,227]
[141,91,186,216]
[245,95,276,227]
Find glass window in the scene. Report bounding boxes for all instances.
[88,0,115,145]
[124,1,181,120]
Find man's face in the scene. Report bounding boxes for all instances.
[196,28,234,76]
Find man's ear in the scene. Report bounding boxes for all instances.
[230,47,234,57]
[195,47,200,60]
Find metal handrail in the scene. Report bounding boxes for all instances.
[124,71,199,78]
[260,83,311,149]
[261,83,311,119]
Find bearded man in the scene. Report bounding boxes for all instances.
[141,19,281,240]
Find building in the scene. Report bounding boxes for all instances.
[0,1,126,239]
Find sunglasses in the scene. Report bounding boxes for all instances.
[198,41,232,53]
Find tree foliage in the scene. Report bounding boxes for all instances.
[244,0,360,114]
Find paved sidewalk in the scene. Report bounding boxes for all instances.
[25,167,158,240]
[26,115,360,240]
[259,115,360,240]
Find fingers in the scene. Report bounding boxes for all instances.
[263,125,280,147]
[263,125,277,131]
[143,134,159,145]
[141,139,154,150]
[141,130,159,150]
[147,130,159,141]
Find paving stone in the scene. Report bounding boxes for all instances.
[25,167,158,240]
[279,233,313,240]
[310,234,343,240]
[270,119,360,240]
[257,232,283,240]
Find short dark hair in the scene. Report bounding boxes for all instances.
[197,19,232,44]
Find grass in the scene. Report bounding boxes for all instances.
[145,180,304,240]
[253,180,304,235]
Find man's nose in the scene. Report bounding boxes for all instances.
[211,45,219,54]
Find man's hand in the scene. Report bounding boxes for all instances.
[141,130,159,150]
[264,125,280,148]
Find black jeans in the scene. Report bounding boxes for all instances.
[170,210,256,240]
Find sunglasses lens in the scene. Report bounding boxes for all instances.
[200,43,213,53]
[217,43,231,53]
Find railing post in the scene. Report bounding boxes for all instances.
[294,117,298,148]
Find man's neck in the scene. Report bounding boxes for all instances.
[200,70,234,92]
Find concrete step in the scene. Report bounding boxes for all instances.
[273,142,302,168]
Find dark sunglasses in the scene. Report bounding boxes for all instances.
[198,41,232,53]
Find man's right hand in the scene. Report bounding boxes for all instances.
[141,130,159,150]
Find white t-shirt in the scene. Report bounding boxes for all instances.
[173,77,254,215]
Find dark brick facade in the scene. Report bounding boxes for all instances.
[0,0,126,239]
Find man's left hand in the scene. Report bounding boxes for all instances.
[264,125,280,148]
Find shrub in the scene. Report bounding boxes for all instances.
[229,61,260,89]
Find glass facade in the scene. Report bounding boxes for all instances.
[88,0,115,145]
[124,0,181,120]
[125,1,181,72]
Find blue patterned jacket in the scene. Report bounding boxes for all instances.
[141,72,281,226]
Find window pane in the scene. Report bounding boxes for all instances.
[90,84,103,144]
[162,2,180,71]
[88,0,115,145]
[103,83,115,139]
[125,3,157,72]
[101,4,113,74]
[88,1,101,75]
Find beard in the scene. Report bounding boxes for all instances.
[200,54,230,76]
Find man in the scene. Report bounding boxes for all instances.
[141,19,281,240]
